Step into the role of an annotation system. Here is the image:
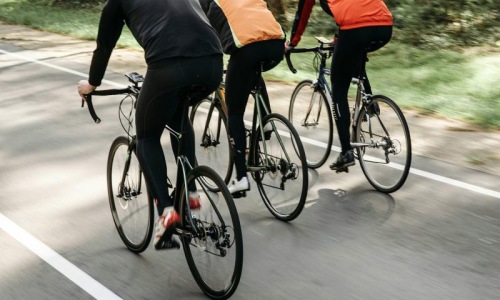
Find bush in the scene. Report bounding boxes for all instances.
[29,0,104,9]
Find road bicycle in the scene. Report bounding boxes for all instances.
[190,66,309,221]
[285,37,412,193]
[82,72,243,299]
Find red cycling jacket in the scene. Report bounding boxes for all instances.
[290,0,393,46]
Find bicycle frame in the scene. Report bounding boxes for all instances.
[198,84,227,148]
[247,75,292,173]
[287,40,380,150]
[203,76,293,174]
[287,39,411,192]
[166,102,229,239]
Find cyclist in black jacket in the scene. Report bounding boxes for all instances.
[77,0,223,249]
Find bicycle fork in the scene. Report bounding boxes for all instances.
[117,137,141,200]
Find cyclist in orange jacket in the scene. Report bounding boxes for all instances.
[287,0,393,172]
[199,0,285,197]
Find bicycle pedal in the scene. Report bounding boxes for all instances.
[155,236,180,250]
[335,167,349,174]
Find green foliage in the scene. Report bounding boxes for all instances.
[391,0,500,48]
[264,37,500,129]
[281,0,336,36]
[29,0,104,9]
[280,0,499,48]
[0,0,138,46]
[366,43,500,129]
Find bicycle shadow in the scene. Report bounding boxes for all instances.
[302,188,396,241]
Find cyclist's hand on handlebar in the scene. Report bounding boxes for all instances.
[77,80,96,101]
[284,40,295,53]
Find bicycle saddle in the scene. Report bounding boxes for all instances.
[181,84,212,106]
[365,41,386,53]
[260,60,279,72]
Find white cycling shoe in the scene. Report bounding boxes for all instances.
[228,177,250,198]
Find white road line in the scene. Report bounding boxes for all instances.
[298,137,500,199]
[0,48,125,88]
[0,213,123,300]
[410,168,500,199]
[196,112,499,200]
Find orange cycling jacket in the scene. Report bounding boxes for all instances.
[200,0,285,54]
[290,0,393,46]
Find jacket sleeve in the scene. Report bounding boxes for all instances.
[289,0,315,46]
[88,0,124,86]
[198,0,235,54]
[198,0,211,13]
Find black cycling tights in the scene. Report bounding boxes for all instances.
[331,26,392,154]
[225,39,284,181]
[136,55,222,216]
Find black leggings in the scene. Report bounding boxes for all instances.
[331,26,392,153]
[225,39,284,180]
[136,54,223,215]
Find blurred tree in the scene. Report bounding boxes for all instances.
[28,0,499,47]
[393,0,499,47]
[267,0,288,26]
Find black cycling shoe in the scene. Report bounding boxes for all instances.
[329,150,355,172]
[155,236,180,250]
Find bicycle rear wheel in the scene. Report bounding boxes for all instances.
[190,98,233,188]
[289,80,333,169]
[251,113,308,222]
[107,136,153,253]
[180,166,243,300]
[354,95,412,193]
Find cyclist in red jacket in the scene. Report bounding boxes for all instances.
[287,0,393,172]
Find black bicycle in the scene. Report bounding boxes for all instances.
[286,37,412,193]
[82,72,243,299]
[190,67,309,222]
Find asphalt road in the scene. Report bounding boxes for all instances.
[1,40,500,300]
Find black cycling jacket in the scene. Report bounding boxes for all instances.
[89,0,222,86]
[198,0,234,54]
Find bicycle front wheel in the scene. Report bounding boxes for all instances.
[181,166,243,300]
[289,80,333,169]
[251,113,308,222]
[354,95,412,193]
[107,136,154,253]
[190,98,233,187]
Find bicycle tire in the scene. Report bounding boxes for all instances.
[250,113,308,222]
[289,80,333,169]
[190,98,233,188]
[354,95,412,193]
[180,165,243,300]
[107,136,154,253]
